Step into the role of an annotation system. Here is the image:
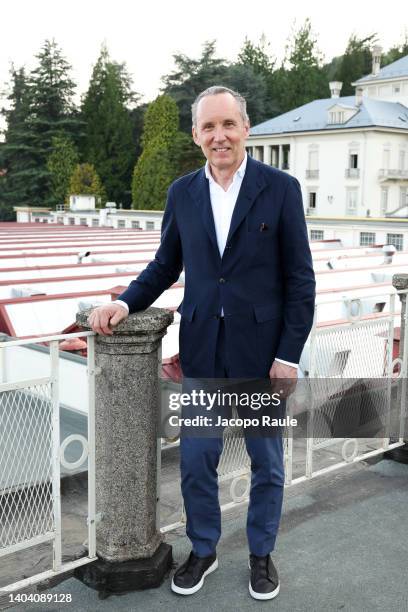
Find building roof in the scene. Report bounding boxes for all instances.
[250,96,408,136]
[354,54,408,84]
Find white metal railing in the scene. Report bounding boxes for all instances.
[0,332,97,593]
[160,289,407,531]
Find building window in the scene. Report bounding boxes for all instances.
[308,191,317,212]
[117,220,126,228]
[80,217,87,226]
[57,216,64,224]
[400,187,408,207]
[282,145,290,170]
[360,232,376,246]
[399,149,406,171]
[92,218,99,227]
[131,220,140,229]
[380,188,388,215]
[306,150,319,178]
[310,230,324,240]
[146,221,155,230]
[382,148,390,169]
[69,217,75,225]
[386,233,404,251]
[349,153,358,169]
[35,218,40,223]
[246,146,253,157]
[346,189,358,215]
[393,84,401,94]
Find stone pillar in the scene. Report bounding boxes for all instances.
[278,144,283,169]
[386,274,408,463]
[75,307,174,593]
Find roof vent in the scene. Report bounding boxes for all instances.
[382,244,396,264]
[372,45,382,75]
[329,81,343,98]
[293,116,301,122]
[11,286,46,298]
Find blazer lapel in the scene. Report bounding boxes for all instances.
[226,156,267,243]
[187,157,267,255]
[188,168,220,255]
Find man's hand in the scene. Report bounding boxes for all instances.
[87,303,128,336]
[269,360,297,399]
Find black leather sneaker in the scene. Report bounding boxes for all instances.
[171,551,218,595]
[248,553,280,600]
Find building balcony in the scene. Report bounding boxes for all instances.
[345,168,360,178]
[306,169,319,179]
[378,169,408,181]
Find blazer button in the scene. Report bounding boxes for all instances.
[219,278,226,283]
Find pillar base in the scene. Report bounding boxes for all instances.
[74,543,173,595]
[384,443,408,464]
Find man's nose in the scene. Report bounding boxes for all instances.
[213,126,226,142]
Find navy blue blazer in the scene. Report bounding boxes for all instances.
[118,156,316,378]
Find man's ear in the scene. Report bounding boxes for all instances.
[192,126,200,146]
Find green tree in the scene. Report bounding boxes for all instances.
[277,19,328,112]
[132,95,185,210]
[0,67,38,213]
[162,40,228,132]
[47,135,79,204]
[334,34,378,95]
[237,35,280,120]
[81,44,137,206]
[382,33,408,66]
[69,163,106,204]
[27,39,82,204]
[132,141,174,210]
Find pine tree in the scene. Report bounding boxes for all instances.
[0,67,37,214]
[277,19,328,112]
[69,163,106,204]
[47,135,79,204]
[27,39,82,204]
[335,34,378,95]
[81,44,136,206]
[161,41,228,132]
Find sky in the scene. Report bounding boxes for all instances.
[1,0,407,107]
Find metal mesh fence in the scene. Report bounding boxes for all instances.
[0,384,53,551]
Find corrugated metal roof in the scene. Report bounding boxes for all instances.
[354,54,408,84]
[250,96,408,136]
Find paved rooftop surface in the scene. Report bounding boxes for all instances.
[4,455,407,612]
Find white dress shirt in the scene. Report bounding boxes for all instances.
[115,153,297,369]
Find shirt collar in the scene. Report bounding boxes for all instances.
[205,152,247,184]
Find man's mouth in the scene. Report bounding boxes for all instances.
[213,148,229,152]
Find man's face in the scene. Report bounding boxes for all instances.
[192,93,249,172]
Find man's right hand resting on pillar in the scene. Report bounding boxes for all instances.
[88,303,128,336]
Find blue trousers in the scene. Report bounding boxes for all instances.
[180,319,285,558]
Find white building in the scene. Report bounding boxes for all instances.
[247,47,408,220]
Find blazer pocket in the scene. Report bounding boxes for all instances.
[177,302,196,322]
[253,303,282,323]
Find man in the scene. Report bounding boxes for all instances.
[88,86,315,600]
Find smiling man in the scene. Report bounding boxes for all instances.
[88,86,316,600]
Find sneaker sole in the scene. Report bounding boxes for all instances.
[248,559,280,601]
[171,559,218,595]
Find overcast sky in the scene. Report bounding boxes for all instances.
[1,0,407,105]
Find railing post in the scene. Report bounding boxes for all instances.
[74,306,174,593]
[386,274,408,463]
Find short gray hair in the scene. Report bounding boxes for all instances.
[191,86,249,127]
